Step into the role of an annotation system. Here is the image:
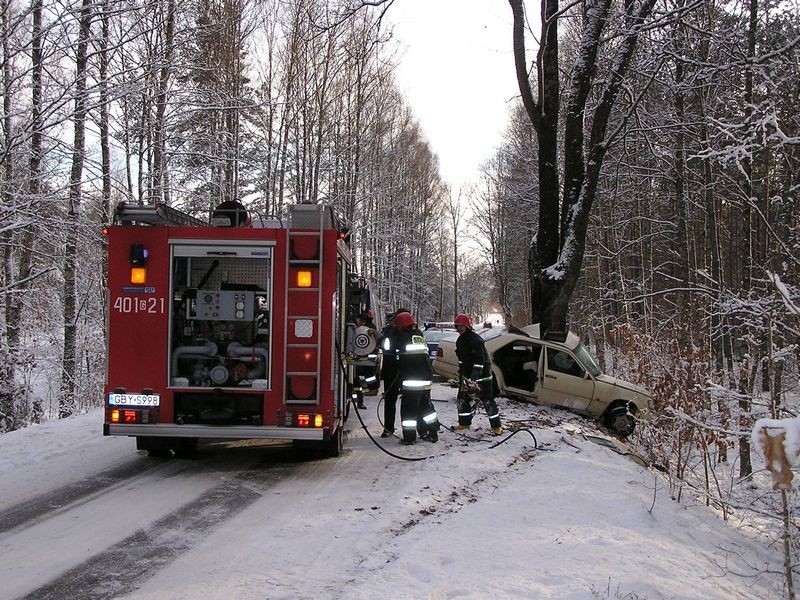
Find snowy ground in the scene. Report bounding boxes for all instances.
[0,382,785,599]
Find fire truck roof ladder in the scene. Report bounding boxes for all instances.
[288,202,336,229]
[113,201,207,227]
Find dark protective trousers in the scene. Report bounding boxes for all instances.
[382,374,400,432]
[456,378,501,429]
[358,364,380,393]
[400,389,437,443]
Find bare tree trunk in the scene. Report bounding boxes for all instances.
[60,0,93,419]
[781,489,795,598]
[2,0,14,343]
[2,0,45,428]
[152,0,176,206]
[5,0,43,353]
[448,191,462,313]
[737,0,759,479]
[511,0,657,332]
[510,0,560,327]
[671,10,692,350]
[1,0,16,430]
[276,5,302,212]
[98,0,111,224]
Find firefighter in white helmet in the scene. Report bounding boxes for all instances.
[453,313,502,435]
[393,311,439,444]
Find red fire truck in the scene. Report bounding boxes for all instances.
[103,201,373,457]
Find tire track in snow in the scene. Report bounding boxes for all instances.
[14,470,273,600]
[0,457,175,535]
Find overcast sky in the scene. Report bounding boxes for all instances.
[386,0,521,192]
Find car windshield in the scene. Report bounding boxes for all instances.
[574,344,601,377]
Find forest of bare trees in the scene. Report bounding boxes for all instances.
[0,0,453,428]
[475,0,798,473]
[469,0,798,590]
[0,0,798,588]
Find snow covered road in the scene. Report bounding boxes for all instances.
[0,383,784,599]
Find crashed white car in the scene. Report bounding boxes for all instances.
[433,324,652,437]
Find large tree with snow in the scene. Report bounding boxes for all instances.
[509,0,659,333]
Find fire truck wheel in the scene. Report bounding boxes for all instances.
[148,449,172,458]
[172,437,199,459]
[325,426,343,457]
[292,427,343,459]
[136,436,172,458]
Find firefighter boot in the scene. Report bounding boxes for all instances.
[490,416,503,436]
[422,429,438,443]
[355,388,366,410]
[401,422,417,445]
[487,400,502,436]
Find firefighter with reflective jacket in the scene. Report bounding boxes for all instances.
[378,308,408,438]
[454,313,502,435]
[393,311,439,444]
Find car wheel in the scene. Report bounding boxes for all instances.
[604,405,636,437]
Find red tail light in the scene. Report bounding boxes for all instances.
[282,412,325,427]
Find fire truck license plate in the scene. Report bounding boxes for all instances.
[108,393,160,407]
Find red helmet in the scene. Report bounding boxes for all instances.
[454,314,473,328]
[393,311,416,329]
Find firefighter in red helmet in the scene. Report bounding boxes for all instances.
[454,313,502,435]
[393,311,439,444]
[378,307,409,437]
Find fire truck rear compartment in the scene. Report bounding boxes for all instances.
[170,247,272,389]
[106,204,350,459]
[174,391,262,425]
